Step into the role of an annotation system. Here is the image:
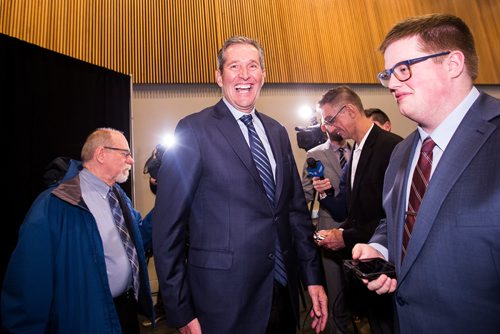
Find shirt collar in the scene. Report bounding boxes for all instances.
[80,168,112,198]
[222,97,256,121]
[355,123,374,152]
[328,140,348,152]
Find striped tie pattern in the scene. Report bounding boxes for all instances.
[338,147,347,169]
[108,187,140,299]
[402,138,436,259]
[240,114,287,286]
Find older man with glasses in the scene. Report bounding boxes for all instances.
[2,127,154,334]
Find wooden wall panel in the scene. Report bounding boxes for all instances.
[1,0,498,84]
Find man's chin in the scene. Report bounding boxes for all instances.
[116,171,130,184]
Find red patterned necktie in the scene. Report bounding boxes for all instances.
[402,137,436,259]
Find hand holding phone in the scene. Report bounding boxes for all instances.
[313,231,325,242]
[343,258,396,281]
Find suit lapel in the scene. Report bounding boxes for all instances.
[350,126,379,206]
[323,142,343,178]
[392,133,419,272]
[258,111,284,207]
[401,95,497,278]
[213,101,264,193]
[213,102,277,209]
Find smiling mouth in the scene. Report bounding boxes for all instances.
[394,92,409,102]
[235,84,252,92]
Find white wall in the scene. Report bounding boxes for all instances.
[131,83,500,216]
[132,83,500,293]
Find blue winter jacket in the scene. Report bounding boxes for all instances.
[1,160,154,333]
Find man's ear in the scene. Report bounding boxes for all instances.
[447,50,465,79]
[345,104,357,119]
[95,146,106,163]
[320,123,327,133]
[215,70,223,88]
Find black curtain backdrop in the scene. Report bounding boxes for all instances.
[0,33,131,290]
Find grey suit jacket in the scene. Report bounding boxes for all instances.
[301,140,349,229]
[371,92,500,333]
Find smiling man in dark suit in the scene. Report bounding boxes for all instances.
[152,36,327,334]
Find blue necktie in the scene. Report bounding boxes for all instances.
[108,187,140,299]
[240,114,287,286]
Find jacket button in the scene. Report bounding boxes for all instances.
[396,295,407,306]
[268,253,275,260]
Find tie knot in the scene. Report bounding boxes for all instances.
[240,114,253,127]
[108,187,120,204]
[421,137,436,153]
[338,147,344,153]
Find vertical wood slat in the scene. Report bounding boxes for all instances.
[0,0,498,84]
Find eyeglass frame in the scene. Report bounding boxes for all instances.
[323,105,347,126]
[377,51,451,87]
[103,146,132,158]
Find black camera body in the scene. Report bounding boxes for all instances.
[295,124,327,152]
[143,144,166,180]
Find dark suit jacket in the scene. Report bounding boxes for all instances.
[152,100,323,334]
[370,92,500,333]
[320,125,403,255]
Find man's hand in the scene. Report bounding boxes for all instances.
[315,228,345,251]
[312,177,332,195]
[178,318,202,334]
[365,274,398,295]
[307,285,328,333]
[352,244,398,294]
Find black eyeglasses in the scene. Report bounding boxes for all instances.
[323,105,347,125]
[103,146,132,158]
[377,51,450,88]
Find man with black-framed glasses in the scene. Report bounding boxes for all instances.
[104,146,133,158]
[2,127,155,333]
[353,13,500,333]
[377,51,450,88]
[311,86,402,334]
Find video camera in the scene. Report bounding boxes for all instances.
[143,144,167,195]
[143,144,166,180]
[295,115,326,152]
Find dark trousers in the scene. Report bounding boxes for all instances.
[266,281,296,334]
[347,277,394,334]
[113,288,140,334]
[365,293,394,334]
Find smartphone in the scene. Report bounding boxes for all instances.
[343,258,396,281]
